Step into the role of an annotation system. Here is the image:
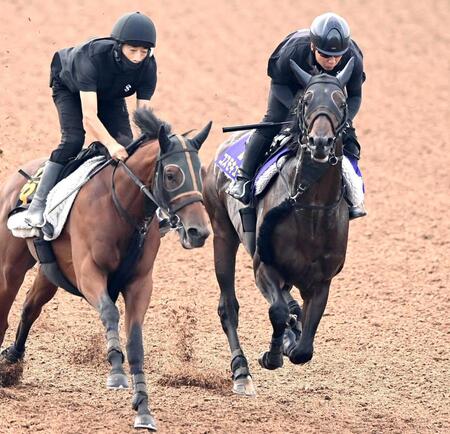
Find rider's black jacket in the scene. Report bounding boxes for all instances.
[268,29,365,120]
[50,38,157,101]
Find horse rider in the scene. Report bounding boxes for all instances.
[227,12,367,219]
[25,12,157,228]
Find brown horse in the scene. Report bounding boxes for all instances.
[0,108,211,430]
[203,59,355,395]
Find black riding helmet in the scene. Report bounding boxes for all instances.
[310,12,350,56]
[111,12,156,49]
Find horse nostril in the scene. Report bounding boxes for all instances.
[188,227,210,239]
[187,228,199,239]
[314,137,332,148]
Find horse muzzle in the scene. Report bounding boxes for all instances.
[308,136,334,163]
[177,224,210,249]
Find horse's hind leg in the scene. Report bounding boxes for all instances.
[0,236,36,349]
[1,269,57,364]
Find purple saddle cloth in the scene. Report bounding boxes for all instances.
[215,132,290,186]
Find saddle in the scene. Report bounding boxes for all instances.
[10,142,109,215]
[215,129,295,200]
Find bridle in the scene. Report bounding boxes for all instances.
[281,76,348,208]
[297,76,348,166]
[111,135,203,232]
[153,136,204,224]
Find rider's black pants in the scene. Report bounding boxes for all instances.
[49,78,133,164]
[241,83,361,177]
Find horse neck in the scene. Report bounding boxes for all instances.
[289,148,343,206]
[111,141,158,219]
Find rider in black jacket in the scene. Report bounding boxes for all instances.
[26,12,158,228]
[228,12,367,219]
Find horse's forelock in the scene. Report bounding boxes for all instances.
[133,108,172,140]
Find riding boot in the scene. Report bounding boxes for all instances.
[227,132,273,204]
[25,161,64,228]
[349,202,367,220]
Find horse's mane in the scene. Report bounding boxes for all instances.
[133,108,172,140]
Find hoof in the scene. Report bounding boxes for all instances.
[106,372,129,390]
[0,346,24,364]
[233,375,256,397]
[134,413,157,431]
[258,351,283,370]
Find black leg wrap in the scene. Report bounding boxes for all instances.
[107,349,125,366]
[230,349,250,380]
[106,329,125,364]
[99,296,120,329]
[259,350,283,370]
[132,373,150,413]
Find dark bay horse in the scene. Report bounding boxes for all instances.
[0,108,211,430]
[203,59,355,395]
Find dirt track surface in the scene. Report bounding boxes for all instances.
[0,1,449,433]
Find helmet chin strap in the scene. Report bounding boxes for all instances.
[113,42,122,64]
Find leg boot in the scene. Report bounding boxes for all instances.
[25,161,64,228]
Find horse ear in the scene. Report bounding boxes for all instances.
[336,57,355,87]
[158,125,171,153]
[191,121,212,150]
[289,59,312,88]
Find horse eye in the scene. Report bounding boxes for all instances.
[163,164,185,192]
[304,91,313,103]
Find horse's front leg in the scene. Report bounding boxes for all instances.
[214,227,255,396]
[289,280,331,364]
[123,231,159,431]
[77,258,128,390]
[255,262,289,370]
